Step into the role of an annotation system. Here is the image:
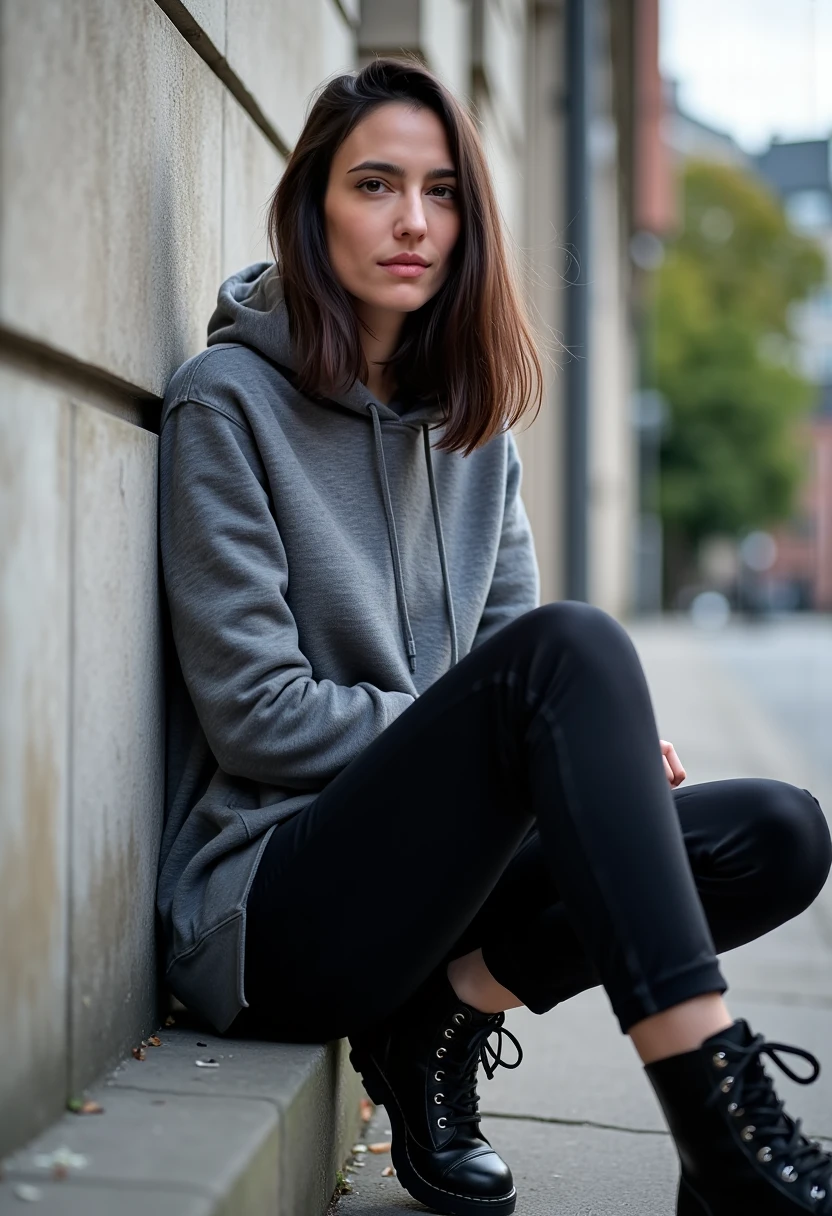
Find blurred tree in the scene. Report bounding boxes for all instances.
[653,160,825,600]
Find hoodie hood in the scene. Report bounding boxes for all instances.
[207,262,457,671]
[206,261,445,426]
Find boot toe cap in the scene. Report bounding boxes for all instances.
[443,1146,515,1199]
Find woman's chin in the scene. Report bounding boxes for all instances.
[361,283,435,314]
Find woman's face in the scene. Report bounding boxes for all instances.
[323,102,461,317]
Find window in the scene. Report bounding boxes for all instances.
[785,190,832,234]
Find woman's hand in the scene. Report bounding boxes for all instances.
[660,739,686,788]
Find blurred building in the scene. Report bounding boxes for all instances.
[0,0,667,1159]
[755,137,832,609]
[629,74,741,613]
[662,78,749,170]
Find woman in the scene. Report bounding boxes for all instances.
[157,58,832,1216]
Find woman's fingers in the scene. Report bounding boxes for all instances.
[659,739,687,788]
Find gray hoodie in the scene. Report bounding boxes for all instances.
[157,262,541,1033]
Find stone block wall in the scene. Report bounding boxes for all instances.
[0,0,349,1158]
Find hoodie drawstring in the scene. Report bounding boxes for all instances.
[422,423,459,669]
[368,404,459,675]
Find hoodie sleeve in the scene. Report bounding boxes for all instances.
[159,400,416,789]
[470,431,541,650]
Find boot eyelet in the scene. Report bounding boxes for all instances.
[811,1185,826,1201]
[757,1147,773,1163]
[452,1012,466,1025]
[434,1093,444,1105]
[740,1126,756,1142]
[436,1048,447,1058]
[720,1076,734,1093]
[434,1071,445,1082]
[781,1165,798,1183]
[712,1051,728,1069]
[437,1117,447,1129]
[444,1029,455,1039]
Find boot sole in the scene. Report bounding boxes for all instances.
[350,1046,517,1216]
[678,1178,713,1215]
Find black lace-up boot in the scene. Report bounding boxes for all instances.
[646,1019,832,1214]
[348,967,523,1216]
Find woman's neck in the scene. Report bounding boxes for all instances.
[354,299,404,406]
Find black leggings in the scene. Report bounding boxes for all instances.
[231,604,831,1043]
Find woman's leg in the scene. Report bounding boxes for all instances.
[239,602,726,1041]
[450,778,830,1018]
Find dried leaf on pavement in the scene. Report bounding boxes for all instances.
[164,1015,176,1026]
[359,1097,373,1123]
[69,1100,103,1115]
[131,1046,146,1061]
[368,1142,391,1154]
[147,1035,162,1047]
[382,1165,396,1177]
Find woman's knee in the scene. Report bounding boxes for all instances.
[751,780,832,913]
[524,600,633,660]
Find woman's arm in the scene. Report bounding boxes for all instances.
[470,430,541,650]
[159,400,415,789]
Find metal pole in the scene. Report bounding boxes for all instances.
[564,0,591,601]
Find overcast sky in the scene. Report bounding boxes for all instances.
[660,0,832,153]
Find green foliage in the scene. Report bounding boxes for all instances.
[654,160,825,561]
[334,1170,352,1196]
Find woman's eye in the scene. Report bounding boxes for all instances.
[358,180,455,200]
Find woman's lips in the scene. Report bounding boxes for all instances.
[379,262,429,278]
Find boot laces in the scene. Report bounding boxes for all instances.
[706,1034,832,1190]
[442,1013,523,1129]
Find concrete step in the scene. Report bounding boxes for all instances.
[0,1018,364,1215]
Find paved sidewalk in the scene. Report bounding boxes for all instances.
[340,617,832,1215]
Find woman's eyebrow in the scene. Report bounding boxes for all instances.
[346,160,457,180]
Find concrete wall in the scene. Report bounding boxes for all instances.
[513,0,568,604]
[0,0,345,1158]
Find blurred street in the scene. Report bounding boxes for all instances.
[341,616,832,1215]
[705,616,832,790]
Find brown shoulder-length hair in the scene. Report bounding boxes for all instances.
[267,56,543,457]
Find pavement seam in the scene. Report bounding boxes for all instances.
[481,1110,832,1144]
[480,1109,670,1137]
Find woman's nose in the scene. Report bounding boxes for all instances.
[394,191,428,238]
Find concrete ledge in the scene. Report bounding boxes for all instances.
[0,1025,364,1216]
